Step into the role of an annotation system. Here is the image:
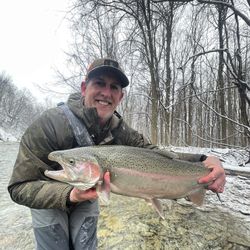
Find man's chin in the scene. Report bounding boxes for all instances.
[97,112,113,125]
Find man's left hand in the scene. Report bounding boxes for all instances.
[198,156,226,193]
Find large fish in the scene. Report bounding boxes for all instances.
[45,145,210,218]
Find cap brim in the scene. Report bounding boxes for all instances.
[87,66,129,88]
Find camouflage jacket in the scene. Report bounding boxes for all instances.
[8,93,153,211]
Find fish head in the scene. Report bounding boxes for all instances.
[45,150,101,190]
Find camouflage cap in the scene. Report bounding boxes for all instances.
[86,58,129,88]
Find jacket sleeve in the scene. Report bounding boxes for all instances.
[8,108,74,211]
[173,152,206,162]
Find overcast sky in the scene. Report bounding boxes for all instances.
[0,0,71,100]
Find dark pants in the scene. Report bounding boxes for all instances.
[30,200,99,250]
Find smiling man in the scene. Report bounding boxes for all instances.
[82,60,125,125]
[8,58,225,250]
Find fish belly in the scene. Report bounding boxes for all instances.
[109,167,203,200]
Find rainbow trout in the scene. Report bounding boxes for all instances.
[45,145,210,218]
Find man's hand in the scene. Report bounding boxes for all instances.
[69,171,111,203]
[198,156,226,193]
[69,187,98,203]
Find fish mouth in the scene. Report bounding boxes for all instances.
[46,153,80,182]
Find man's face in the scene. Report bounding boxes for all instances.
[81,74,124,125]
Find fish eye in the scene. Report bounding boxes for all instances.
[69,159,75,165]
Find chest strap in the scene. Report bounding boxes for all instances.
[57,102,94,147]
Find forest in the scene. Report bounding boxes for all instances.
[1,0,250,148]
[0,72,45,139]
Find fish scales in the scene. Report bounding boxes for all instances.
[95,147,208,197]
[76,145,206,175]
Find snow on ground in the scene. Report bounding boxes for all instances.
[0,128,18,142]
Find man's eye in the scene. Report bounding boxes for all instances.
[111,84,120,91]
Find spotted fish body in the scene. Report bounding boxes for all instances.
[45,145,210,218]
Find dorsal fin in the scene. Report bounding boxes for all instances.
[152,148,179,160]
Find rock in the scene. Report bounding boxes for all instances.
[97,194,250,249]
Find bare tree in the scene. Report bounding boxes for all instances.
[0,72,45,138]
[153,0,250,146]
[0,72,12,104]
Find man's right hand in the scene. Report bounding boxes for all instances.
[69,187,98,203]
[69,171,111,203]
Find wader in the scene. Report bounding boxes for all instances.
[31,103,98,250]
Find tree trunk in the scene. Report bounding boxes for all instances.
[217,4,227,145]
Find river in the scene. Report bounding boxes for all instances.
[0,142,249,249]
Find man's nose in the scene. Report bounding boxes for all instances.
[101,85,112,97]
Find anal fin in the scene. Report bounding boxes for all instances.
[187,188,206,206]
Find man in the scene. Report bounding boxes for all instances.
[8,58,226,250]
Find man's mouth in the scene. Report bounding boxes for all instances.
[96,100,112,106]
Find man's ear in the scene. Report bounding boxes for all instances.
[81,81,87,96]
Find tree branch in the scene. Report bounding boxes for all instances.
[190,84,250,133]
[175,118,246,148]
[152,0,250,26]
[179,48,228,69]
[198,0,250,26]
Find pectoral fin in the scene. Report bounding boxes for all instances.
[187,188,206,206]
[96,171,111,206]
